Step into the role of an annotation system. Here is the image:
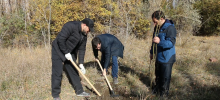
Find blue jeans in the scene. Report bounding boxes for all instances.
[101,55,118,78]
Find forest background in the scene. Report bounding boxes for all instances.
[1,0,220,47]
[0,0,220,100]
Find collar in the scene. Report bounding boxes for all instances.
[160,19,172,31]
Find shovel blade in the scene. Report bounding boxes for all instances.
[110,90,119,97]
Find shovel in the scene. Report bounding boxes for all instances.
[96,59,119,97]
[69,59,101,96]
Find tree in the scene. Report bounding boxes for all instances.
[30,0,51,46]
[194,0,220,36]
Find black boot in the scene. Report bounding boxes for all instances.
[152,84,159,95]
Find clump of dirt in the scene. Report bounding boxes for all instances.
[82,81,139,100]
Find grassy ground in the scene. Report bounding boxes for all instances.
[0,35,219,100]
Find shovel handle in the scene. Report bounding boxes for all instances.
[96,59,104,72]
[96,60,113,91]
[70,60,101,96]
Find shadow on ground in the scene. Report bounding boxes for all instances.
[82,61,141,100]
[118,63,151,87]
[170,59,220,100]
[205,62,220,77]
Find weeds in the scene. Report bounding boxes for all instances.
[0,35,220,100]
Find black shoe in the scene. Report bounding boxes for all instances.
[77,92,90,97]
[160,91,169,97]
[53,97,61,100]
[152,85,159,95]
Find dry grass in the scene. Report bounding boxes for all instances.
[0,35,220,100]
[0,47,51,99]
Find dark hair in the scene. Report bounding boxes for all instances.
[92,37,101,49]
[152,10,165,20]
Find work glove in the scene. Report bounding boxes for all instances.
[65,53,73,61]
[79,64,86,74]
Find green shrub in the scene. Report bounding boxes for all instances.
[0,14,25,47]
[194,0,220,36]
[0,10,39,47]
[162,0,201,35]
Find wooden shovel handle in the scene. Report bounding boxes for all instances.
[96,60,113,91]
[70,60,101,96]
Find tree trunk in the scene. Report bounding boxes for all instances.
[48,0,51,45]
[3,0,11,15]
[25,0,31,50]
[0,0,3,17]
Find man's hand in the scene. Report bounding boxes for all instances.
[153,37,160,44]
[103,68,106,76]
[65,53,73,61]
[79,64,86,74]
[150,54,153,60]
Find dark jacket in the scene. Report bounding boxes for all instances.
[93,34,124,68]
[52,21,87,64]
[150,19,176,63]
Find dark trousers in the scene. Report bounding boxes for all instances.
[154,62,173,96]
[101,55,118,78]
[51,48,83,98]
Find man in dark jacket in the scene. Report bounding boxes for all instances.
[51,18,94,100]
[92,34,124,84]
[150,10,177,97]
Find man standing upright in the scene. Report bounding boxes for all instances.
[91,33,124,84]
[51,18,94,100]
[150,10,177,97]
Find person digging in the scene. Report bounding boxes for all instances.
[51,18,94,100]
[91,33,124,85]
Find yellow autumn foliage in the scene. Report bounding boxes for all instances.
[29,0,151,40]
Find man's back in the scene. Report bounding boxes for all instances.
[97,34,124,58]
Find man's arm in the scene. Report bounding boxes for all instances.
[78,37,88,74]
[93,47,99,59]
[157,26,176,49]
[103,47,111,69]
[78,37,87,64]
[57,22,78,54]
